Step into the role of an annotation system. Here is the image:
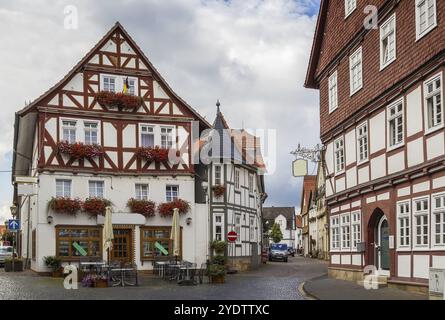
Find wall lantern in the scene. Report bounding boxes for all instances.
[10,205,17,218]
[47,215,54,224]
[186,217,192,225]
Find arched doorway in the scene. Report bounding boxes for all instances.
[367,208,390,276]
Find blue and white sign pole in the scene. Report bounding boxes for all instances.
[7,219,20,271]
[8,219,20,232]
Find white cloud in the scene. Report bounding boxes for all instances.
[0,0,320,208]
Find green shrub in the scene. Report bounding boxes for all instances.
[43,256,62,272]
[208,264,226,277]
[210,240,227,254]
[212,255,227,266]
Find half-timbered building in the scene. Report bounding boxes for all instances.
[203,104,267,270]
[305,0,445,292]
[12,22,217,272]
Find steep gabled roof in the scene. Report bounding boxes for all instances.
[263,207,296,221]
[304,0,328,89]
[17,22,211,128]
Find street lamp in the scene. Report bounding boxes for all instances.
[10,205,17,218]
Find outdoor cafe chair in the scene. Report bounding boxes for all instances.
[197,263,210,284]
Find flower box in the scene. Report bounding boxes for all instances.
[48,197,83,215]
[127,198,156,217]
[135,146,169,163]
[83,198,112,216]
[212,185,226,199]
[96,91,143,110]
[57,141,104,160]
[158,199,190,217]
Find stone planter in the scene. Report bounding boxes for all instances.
[210,275,225,284]
[4,260,23,272]
[94,279,108,288]
[52,268,64,278]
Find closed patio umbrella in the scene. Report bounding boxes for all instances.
[103,206,114,264]
[170,208,180,261]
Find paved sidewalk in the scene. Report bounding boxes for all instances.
[303,276,428,300]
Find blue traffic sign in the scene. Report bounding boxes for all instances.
[8,219,20,231]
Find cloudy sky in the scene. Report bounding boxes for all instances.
[0,0,320,223]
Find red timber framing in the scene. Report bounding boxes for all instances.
[20,22,210,176]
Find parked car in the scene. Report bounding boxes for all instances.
[0,246,15,266]
[269,243,288,262]
[287,247,296,257]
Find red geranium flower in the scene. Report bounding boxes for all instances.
[127,198,156,217]
[135,146,169,163]
[158,199,190,217]
[48,197,83,215]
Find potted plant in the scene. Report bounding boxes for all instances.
[212,185,226,199]
[127,198,156,217]
[135,146,169,163]
[81,274,96,287]
[93,274,108,288]
[210,240,227,255]
[96,91,143,110]
[157,199,191,217]
[48,197,83,215]
[208,264,226,284]
[43,256,63,277]
[4,258,23,272]
[83,198,112,217]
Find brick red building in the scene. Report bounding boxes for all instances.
[306,0,445,292]
[299,175,316,256]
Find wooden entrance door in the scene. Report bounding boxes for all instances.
[111,229,132,263]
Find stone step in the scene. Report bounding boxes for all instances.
[357,275,388,288]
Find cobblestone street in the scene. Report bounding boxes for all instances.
[0,256,328,300]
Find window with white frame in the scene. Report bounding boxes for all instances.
[334,137,345,173]
[140,125,154,148]
[127,78,137,96]
[413,197,429,247]
[102,76,116,92]
[345,0,357,18]
[357,122,368,163]
[380,14,396,69]
[331,216,340,250]
[328,71,338,112]
[62,120,77,144]
[161,127,174,149]
[397,201,411,248]
[248,174,254,193]
[351,212,361,250]
[415,0,437,40]
[166,185,179,202]
[235,215,241,242]
[215,214,223,241]
[432,193,445,247]
[135,184,149,200]
[340,213,351,250]
[214,165,222,185]
[424,73,443,131]
[89,181,104,198]
[349,47,363,95]
[387,99,404,148]
[84,122,98,145]
[56,179,72,198]
[235,169,240,189]
[250,217,255,241]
